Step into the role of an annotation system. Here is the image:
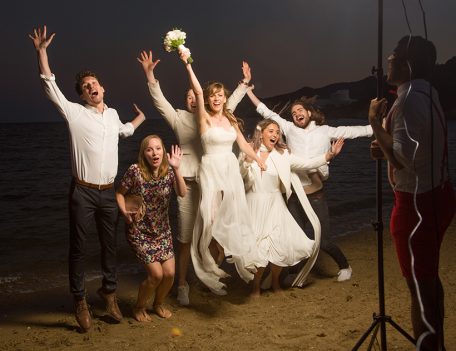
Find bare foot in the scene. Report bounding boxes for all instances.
[153,304,172,319]
[272,285,284,294]
[133,307,152,322]
[250,290,261,298]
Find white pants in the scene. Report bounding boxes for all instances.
[177,179,200,243]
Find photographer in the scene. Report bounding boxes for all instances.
[369,35,455,350]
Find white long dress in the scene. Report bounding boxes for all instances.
[191,126,261,293]
[242,151,316,267]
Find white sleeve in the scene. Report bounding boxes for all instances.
[226,84,249,113]
[118,121,135,138]
[40,74,83,123]
[256,102,294,135]
[147,80,181,130]
[289,153,327,171]
[327,124,373,139]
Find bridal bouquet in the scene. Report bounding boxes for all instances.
[163,29,193,63]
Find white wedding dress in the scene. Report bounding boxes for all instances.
[191,126,260,293]
[244,154,315,267]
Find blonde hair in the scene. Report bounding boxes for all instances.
[250,119,288,154]
[203,81,245,131]
[138,135,169,181]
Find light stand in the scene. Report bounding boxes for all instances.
[352,1,416,349]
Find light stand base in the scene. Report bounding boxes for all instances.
[353,313,416,350]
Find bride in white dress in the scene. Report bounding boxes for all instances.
[240,119,344,296]
[179,49,266,295]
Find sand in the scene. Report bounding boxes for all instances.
[1,220,455,351]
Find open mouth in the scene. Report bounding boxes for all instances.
[90,91,99,98]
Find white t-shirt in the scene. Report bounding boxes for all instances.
[389,79,448,193]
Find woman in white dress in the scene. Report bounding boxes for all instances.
[179,49,265,295]
[240,119,344,296]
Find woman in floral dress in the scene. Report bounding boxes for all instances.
[116,135,186,322]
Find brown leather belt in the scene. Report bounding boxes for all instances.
[75,178,114,190]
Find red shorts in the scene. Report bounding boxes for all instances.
[390,181,455,279]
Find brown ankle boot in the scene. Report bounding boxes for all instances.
[97,288,123,322]
[74,298,91,332]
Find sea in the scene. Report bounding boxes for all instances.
[1,118,455,294]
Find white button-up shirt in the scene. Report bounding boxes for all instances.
[256,102,373,186]
[41,74,134,185]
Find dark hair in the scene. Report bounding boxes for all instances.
[185,88,191,97]
[397,35,436,80]
[74,70,102,95]
[290,98,326,126]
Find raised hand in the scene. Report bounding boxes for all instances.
[368,98,388,125]
[29,25,55,51]
[179,47,191,64]
[167,145,183,169]
[129,103,146,129]
[137,50,160,74]
[242,61,251,83]
[256,158,267,171]
[133,103,145,119]
[330,138,344,157]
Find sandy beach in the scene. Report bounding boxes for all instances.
[1,219,455,351]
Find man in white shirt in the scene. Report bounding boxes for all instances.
[369,35,455,351]
[29,26,145,332]
[247,88,373,282]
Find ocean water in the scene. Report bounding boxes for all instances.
[0,119,455,293]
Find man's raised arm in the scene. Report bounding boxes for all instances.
[29,25,55,78]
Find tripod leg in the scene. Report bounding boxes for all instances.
[387,318,416,345]
[367,323,381,350]
[352,318,381,351]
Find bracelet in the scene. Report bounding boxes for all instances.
[239,80,250,86]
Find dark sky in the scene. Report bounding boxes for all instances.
[2,0,455,123]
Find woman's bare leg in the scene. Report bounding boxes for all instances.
[251,267,266,297]
[153,258,175,319]
[133,262,163,322]
[271,264,283,293]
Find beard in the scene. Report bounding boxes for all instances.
[294,118,311,129]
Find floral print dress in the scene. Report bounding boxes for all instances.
[120,164,175,264]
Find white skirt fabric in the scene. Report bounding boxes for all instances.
[244,156,315,268]
[247,191,315,268]
[191,127,261,293]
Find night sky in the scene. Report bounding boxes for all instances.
[2,0,455,123]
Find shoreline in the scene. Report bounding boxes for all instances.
[1,219,455,350]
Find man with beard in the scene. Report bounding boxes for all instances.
[246,86,372,283]
[29,25,145,332]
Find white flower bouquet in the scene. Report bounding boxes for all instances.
[163,29,193,63]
